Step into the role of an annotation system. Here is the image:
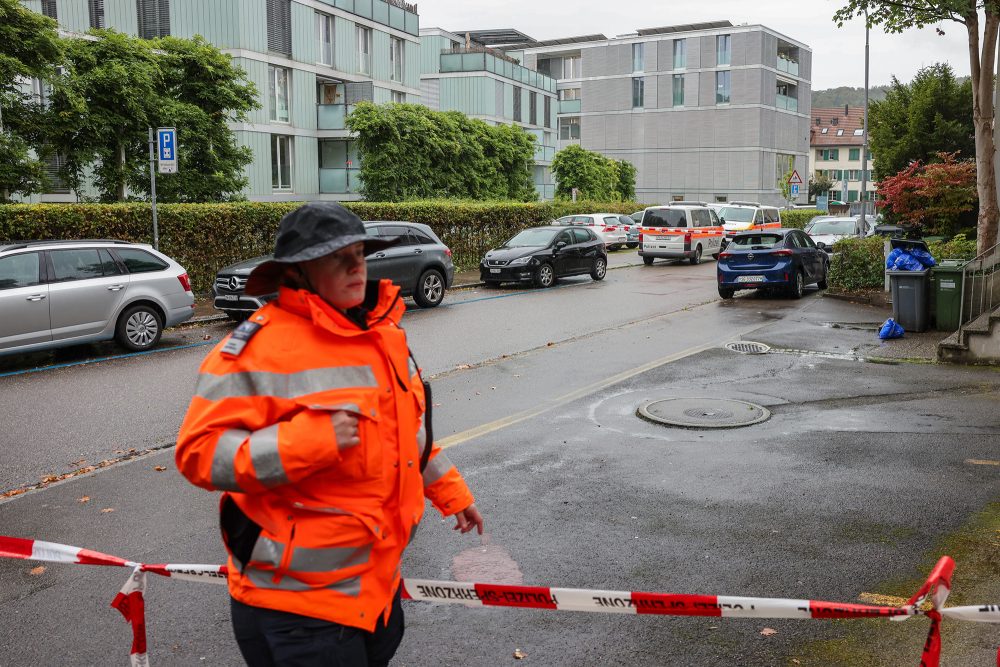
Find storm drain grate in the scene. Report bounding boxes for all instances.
[637,398,771,429]
[725,341,771,355]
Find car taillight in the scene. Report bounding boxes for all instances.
[177,273,192,292]
[718,252,732,259]
[603,226,617,232]
[684,232,692,243]
[444,247,452,257]
[773,249,793,256]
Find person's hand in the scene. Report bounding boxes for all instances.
[453,503,484,535]
[331,411,359,448]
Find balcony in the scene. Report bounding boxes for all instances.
[559,99,581,114]
[533,144,555,163]
[318,104,358,130]
[777,54,799,76]
[320,168,362,194]
[439,49,556,93]
[775,94,798,112]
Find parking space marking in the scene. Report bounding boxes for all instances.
[965,459,1000,466]
[0,340,216,379]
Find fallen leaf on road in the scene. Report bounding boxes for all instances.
[203,335,212,340]
[154,466,167,472]
[69,459,87,467]
[29,566,46,576]
[513,648,527,659]
[760,628,778,637]
[101,508,115,513]
[456,364,472,370]
[791,660,801,665]
[79,496,90,504]
[546,342,554,346]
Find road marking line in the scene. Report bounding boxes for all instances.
[965,459,1000,466]
[437,339,723,449]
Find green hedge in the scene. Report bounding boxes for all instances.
[780,209,823,230]
[828,237,886,292]
[0,200,645,294]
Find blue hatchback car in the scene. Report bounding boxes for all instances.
[717,228,829,299]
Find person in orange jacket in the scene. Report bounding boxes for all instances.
[175,202,483,666]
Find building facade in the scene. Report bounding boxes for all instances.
[419,28,558,199]
[809,106,876,204]
[504,21,812,206]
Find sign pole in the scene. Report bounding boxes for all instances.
[148,127,159,251]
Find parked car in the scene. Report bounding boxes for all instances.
[804,216,871,252]
[638,202,724,265]
[480,225,607,288]
[716,202,782,242]
[0,239,195,356]
[615,214,640,248]
[717,229,829,299]
[213,221,455,319]
[554,214,628,250]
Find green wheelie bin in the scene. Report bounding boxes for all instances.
[932,260,967,331]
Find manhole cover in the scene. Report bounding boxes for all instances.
[637,398,771,429]
[725,341,771,354]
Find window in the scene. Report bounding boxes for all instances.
[89,0,106,28]
[391,90,405,103]
[42,153,70,194]
[820,128,828,134]
[390,37,404,82]
[268,66,290,123]
[632,77,644,108]
[673,39,686,69]
[849,148,861,161]
[571,228,591,244]
[643,209,686,227]
[853,128,864,136]
[559,88,581,101]
[513,86,522,122]
[715,70,730,104]
[836,129,844,136]
[529,92,537,125]
[544,96,551,128]
[266,0,292,55]
[632,43,644,72]
[717,34,731,66]
[562,56,581,79]
[817,149,839,161]
[357,26,372,75]
[832,169,843,180]
[672,74,684,106]
[316,13,334,66]
[136,0,170,38]
[113,248,168,273]
[559,117,580,140]
[0,253,42,290]
[99,249,121,275]
[271,135,292,190]
[692,210,711,227]
[41,0,57,19]
[49,249,106,282]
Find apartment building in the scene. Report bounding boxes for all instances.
[810,106,876,204]
[419,28,558,199]
[501,20,812,206]
[21,0,422,201]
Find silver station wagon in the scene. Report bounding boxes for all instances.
[0,240,195,356]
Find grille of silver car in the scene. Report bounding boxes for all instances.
[215,276,247,292]
[486,260,507,267]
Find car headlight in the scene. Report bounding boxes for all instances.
[509,256,533,266]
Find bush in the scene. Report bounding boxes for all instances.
[828,237,886,292]
[0,200,644,294]
[780,209,823,230]
[927,233,977,261]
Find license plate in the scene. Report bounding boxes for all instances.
[656,236,670,241]
[736,275,765,283]
[490,268,501,274]
[221,294,239,301]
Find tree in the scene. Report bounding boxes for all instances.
[551,145,617,200]
[877,152,977,236]
[0,0,62,201]
[834,1,1000,253]
[868,63,974,181]
[809,171,834,200]
[346,103,537,201]
[613,160,637,201]
[777,157,794,204]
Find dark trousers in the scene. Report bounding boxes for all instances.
[230,590,404,667]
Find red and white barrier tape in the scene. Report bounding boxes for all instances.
[2,535,998,666]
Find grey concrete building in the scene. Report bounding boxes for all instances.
[503,21,812,205]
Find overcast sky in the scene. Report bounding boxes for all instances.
[418,0,973,89]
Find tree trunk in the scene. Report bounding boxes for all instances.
[116,143,126,202]
[968,11,1000,253]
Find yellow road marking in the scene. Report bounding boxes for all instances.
[965,459,1000,466]
[437,340,722,449]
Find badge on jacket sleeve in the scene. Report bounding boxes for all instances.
[221,319,263,358]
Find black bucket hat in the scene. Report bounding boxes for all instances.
[245,202,400,296]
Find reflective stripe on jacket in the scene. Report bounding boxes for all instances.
[175,281,474,630]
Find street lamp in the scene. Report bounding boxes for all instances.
[860,11,870,226]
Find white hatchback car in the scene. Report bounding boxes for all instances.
[0,240,195,356]
[555,214,629,250]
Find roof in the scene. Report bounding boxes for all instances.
[0,239,137,253]
[455,29,535,46]
[637,20,733,36]
[505,34,608,51]
[811,106,866,147]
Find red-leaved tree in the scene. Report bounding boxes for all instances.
[877,152,978,237]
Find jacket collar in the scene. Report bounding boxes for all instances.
[277,280,404,334]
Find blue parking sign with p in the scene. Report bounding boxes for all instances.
[791,184,799,196]
[157,127,177,174]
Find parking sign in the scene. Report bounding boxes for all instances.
[157,128,177,174]
[791,184,799,196]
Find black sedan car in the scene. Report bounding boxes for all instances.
[213,221,455,319]
[480,226,607,288]
[716,228,828,300]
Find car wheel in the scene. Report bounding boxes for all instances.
[718,287,735,300]
[790,270,805,299]
[484,280,501,289]
[115,304,163,352]
[413,269,445,308]
[591,256,607,281]
[535,262,555,288]
[626,242,638,249]
[642,256,654,266]
[690,245,703,265]
[817,262,829,290]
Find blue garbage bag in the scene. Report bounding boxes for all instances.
[885,248,904,268]
[879,318,905,340]
[891,253,924,272]
[910,248,937,268]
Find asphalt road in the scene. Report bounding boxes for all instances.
[1,253,998,666]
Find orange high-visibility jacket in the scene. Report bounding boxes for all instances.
[175,281,474,631]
